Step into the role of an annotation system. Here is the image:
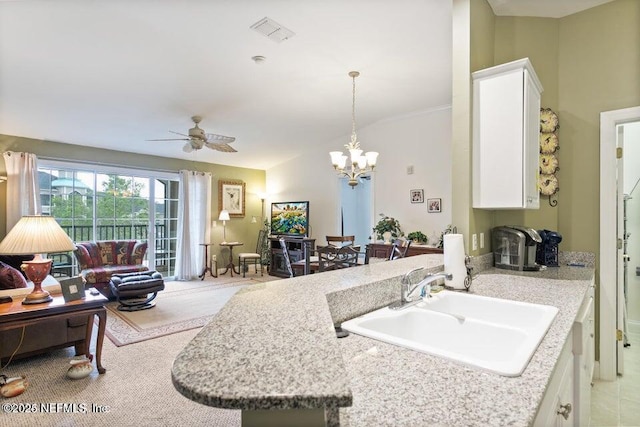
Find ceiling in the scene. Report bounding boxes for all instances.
[487,0,615,18]
[0,0,612,170]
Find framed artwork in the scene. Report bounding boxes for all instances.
[59,277,85,303]
[427,198,442,213]
[218,180,246,218]
[410,189,424,204]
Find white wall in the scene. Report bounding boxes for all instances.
[623,121,640,328]
[266,106,452,246]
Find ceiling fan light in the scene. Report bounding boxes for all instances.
[183,142,194,153]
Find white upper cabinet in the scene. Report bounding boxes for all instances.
[472,58,543,209]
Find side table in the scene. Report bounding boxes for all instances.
[219,242,243,276]
[198,243,217,280]
[0,289,107,374]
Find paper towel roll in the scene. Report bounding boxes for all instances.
[443,234,467,290]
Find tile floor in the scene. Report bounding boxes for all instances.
[590,331,640,426]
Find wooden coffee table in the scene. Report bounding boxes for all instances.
[0,289,108,374]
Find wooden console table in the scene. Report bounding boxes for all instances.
[268,237,316,278]
[0,290,108,374]
[368,243,443,259]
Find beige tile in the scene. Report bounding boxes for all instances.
[594,379,620,397]
[620,398,640,426]
[618,375,640,405]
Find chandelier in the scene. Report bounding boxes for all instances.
[329,71,379,187]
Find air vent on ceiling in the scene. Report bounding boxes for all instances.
[250,17,295,43]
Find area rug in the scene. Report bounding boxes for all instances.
[103,274,277,346]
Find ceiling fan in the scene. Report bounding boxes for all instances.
[148,116,237,153]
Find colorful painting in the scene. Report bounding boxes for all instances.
[270,201,309,237]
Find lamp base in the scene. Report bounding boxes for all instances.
[21,255,54,305]
[22,291,53,305]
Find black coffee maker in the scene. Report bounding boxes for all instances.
[536,230,562,267]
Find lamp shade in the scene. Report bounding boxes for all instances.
[218,210,230,221]
[0,215,74,255]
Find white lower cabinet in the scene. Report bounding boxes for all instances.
[534,284,594,426]
[535,337,574,426]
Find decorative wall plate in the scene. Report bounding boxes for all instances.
[539,174,559,196]
[540,132,559,154]
[540,154,559,174]
[540,108,559,133]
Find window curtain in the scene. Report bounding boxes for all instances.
[3,151,41,231]
[174,170,212,280]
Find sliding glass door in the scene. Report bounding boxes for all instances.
[39,162,179,278]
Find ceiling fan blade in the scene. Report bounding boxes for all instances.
[205,142,237,153]
[146,138,190,141]
[205,133,235,143]
[169,130,192,138]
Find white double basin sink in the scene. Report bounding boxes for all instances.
[341,290,558,377]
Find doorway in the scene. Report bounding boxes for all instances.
[622,122,640,342]
[340,176,373,248]
[600,106,640,380]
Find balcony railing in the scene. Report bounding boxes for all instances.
[59,224,169,249]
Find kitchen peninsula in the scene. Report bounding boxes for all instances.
[172,254,593,426]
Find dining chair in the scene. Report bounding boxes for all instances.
[326,235,355,247]
[334,245,360,269]
[317,245,339,272]
[238,230,266,277]
[389,239,412,260]
[278,238,294,278]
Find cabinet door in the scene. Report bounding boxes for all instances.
[472,58,542,209]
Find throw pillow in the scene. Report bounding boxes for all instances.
[129,241,148,265]
[0,261,28,290]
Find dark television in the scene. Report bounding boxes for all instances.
[270,201,309,237]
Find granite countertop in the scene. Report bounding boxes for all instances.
[171,254,594,426]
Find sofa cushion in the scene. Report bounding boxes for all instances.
[74,242,103,269]
[129,241,148,264]
[82,264,149,284]
[97,241,117,265]
[115,241,135,265]
[0,261,28,290]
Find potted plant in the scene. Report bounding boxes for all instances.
[406,231,428,245]
[373,214,403,243]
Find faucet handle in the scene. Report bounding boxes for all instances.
[402,266,424,284]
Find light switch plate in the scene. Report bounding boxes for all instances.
[472,234,478,251]
[480,232,485,249]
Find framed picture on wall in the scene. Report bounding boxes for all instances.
[410,189,424,204]
[218,180,246,218]
[427,198,442,213]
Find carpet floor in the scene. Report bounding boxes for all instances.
[105,274,277,346]
[1,272,280,427]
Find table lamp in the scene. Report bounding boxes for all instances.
[219,210,230,244]
[0,215,75,304]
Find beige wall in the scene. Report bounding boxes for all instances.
[0,134,266,264]
[557,0,640,255]
[464,0,640,260]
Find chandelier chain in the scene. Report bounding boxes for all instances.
[351,73,357,141]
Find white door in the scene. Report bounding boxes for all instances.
[600,106,640,381]
[616,124,625,375]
